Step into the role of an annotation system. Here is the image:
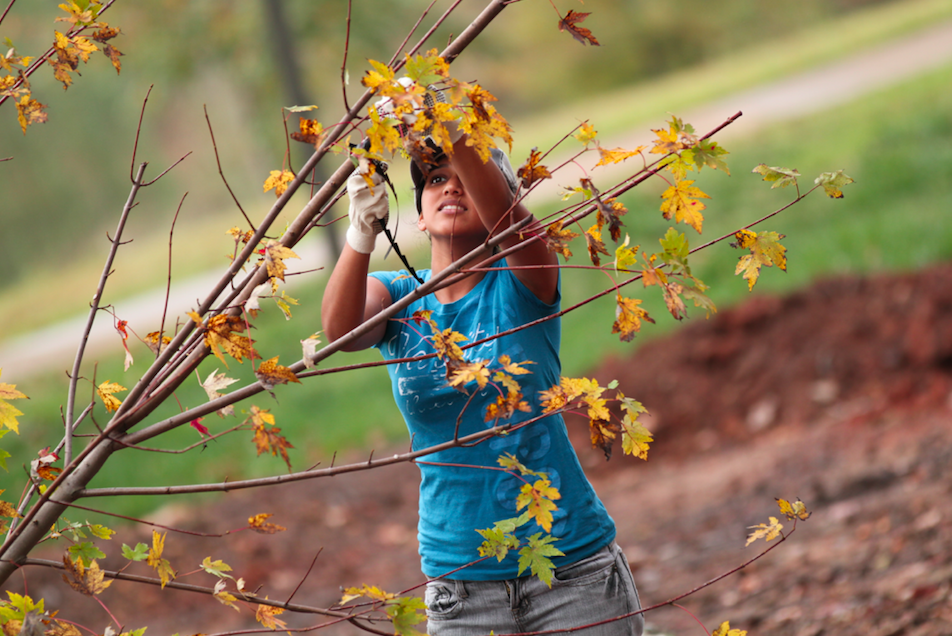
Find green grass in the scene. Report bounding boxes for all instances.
[5,0,952,339]
[5,27,952,522]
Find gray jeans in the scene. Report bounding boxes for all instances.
[424,542,644,636]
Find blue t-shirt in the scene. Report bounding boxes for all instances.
[370,261,616,580]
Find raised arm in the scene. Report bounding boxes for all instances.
[321,168,394,351]
[451,139,559,304]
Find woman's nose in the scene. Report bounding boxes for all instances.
[443,176,463,195]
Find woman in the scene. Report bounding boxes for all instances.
[321,130,644,635]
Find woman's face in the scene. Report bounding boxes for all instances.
[417,162,486,242]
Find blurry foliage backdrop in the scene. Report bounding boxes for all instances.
[1,0,892,294]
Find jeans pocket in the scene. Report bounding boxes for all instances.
[425,581,463,620]
[552,544,617,587]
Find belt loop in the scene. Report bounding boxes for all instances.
[455,578,468,599]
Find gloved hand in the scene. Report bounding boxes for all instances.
[346,162,389,254]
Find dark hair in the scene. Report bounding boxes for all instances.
[410,147,519,214]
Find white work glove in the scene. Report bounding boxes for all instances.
[346,163,389,254]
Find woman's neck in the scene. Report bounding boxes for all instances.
[429,241,495,304]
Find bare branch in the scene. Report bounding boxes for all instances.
[64,162,148,466]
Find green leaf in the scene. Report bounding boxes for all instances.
[121,628,148,636]
[68,542,106,567]
[0,445,10,472]
[285,105,318,113]
[658,227,691,275]
[814,170,854,198]
[476,526,520,562]
[387,596,427,636]
[752,164,800,189]
[517,533,564,587]
[122,542,149,562]
[687,139,730,174]
[61,520,87,541]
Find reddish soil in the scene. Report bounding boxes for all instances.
[12,263,952,636]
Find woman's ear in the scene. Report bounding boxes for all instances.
[417,215,426,232]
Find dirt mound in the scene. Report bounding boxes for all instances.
[13,264,952,635]
[579,263,952,468]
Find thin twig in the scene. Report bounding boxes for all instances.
[64,162,147,467]
[286,547,323,605]
[19,558,359,619]
[158,192,187,359]
[204,105,256,229]
[0,0,17,27]
[130,85,153,182]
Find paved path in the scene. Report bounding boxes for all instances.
[3,19,952,379]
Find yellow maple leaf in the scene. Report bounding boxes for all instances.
[539,384,569,413]
[612,294,654,342]
[256,602,288,629]
[516,478,561,533]
[732,229,787,291]
[448,359,491,390]
[263,240,299,283]
[255,356,301,391]
[361,58,395,92]
[0,369,28,433]
[429,326,467,364]
[61,555,112,596]
[614,235,639,274]
[146,530,176,588]
[458,84,512,162]
[595,145,645,167]
[96,380,126,413]
[189,311,259,366]
[263,169,295,197]
[777,497,811,521]
[660,179,709,233]
[650,126,684,155]
[214,578,240,611]
[341,584,397,605]
[621,415,653,460]
[15,94,48,134]
[746,516,783,546]
[574,122,597,146]
[712,621,747,636]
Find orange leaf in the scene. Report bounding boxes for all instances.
[558,10,600,46]
[584,225,610,266]
[255,356,301,391]
[61,555,112,596]
[263,169,295,197]
[545,220,579,260]
[249,512,287,534]
[517,148,551,189]
[249,406,294,471]
[189,311,259,366]
[256,603,288,629]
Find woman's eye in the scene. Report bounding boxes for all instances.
[429,175,446,186]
